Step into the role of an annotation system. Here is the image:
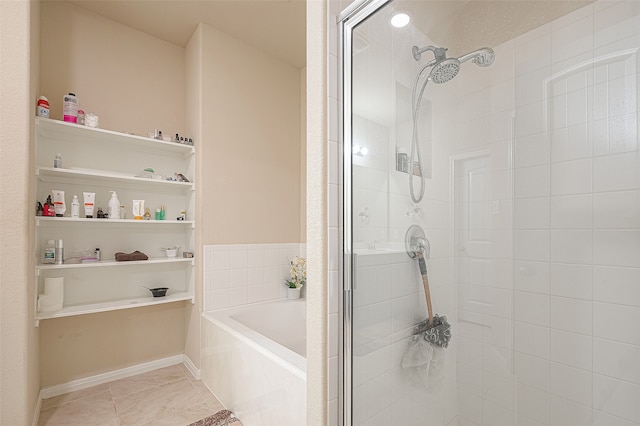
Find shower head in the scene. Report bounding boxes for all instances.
[429,58,460,84]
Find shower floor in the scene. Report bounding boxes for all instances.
[38,364,225,425]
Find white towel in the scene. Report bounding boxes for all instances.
[38,277,64,312]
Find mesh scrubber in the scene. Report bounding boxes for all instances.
[413,313,451,348]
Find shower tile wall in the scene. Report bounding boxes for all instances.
[203,243,305,311]
[453,1,640,425]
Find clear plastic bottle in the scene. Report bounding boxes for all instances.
[71,195,80,218]
[54,153,62,168]
[43,240,56,264]
[108,191,121,219]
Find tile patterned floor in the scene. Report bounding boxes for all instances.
[38,364,225,426]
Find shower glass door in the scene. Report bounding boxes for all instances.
[342,0,640,425]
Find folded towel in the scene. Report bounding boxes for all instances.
[114,250,149,261]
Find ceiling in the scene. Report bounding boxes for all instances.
[63,0,593,71]
[66,0,307,69]
[399,0,594,54]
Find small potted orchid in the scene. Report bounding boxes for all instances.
[285,256,306,299]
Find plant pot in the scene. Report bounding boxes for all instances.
[287,287,301,300]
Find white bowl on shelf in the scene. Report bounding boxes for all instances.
[162,247,179,258]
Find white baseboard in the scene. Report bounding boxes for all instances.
[183,354,201,380]
[34,353,201,425]
[39,354,184,400]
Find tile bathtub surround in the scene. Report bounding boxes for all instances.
[38,365,225,426]
[203,243,306,311]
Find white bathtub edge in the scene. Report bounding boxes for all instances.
[202,310,306,378]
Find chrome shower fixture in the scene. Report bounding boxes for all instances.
[408,44,496,204]
[411,45,495,84]
[405,224,430,259]
[412,45,447,61]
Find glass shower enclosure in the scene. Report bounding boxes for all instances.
[340,0,640,425]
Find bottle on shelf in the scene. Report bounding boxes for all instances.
[71,195,80,218]
[43,240,56,264]
[44,195,55,217]
[55,239,64,265]
[108,191,121,220]
[54,153,62,168]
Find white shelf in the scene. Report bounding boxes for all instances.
[34,115,196,327]
[36,216,194,227]
[35,117,194,156]
[36,257,193,271]
[35,292,194,322]
[36,167,194,190]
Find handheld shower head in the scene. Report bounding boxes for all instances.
[458,47,495,67]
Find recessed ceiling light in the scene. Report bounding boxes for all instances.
[391,13,410,28]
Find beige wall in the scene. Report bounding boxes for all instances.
[0,0,40,423]
[184,21,304,369]
[40,1,185,137]
[198,22,302,245]
[38,1,188,386]
[39,304,187,386]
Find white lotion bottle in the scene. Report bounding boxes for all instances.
[108,191,121,219]
[71,195,80,218]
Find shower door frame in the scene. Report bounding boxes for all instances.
[338,0,393,424]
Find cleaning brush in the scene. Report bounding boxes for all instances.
[413,251,451,348]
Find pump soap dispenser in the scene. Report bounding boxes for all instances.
[108,191,121,219]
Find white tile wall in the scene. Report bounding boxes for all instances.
[454,2,640,424]
[203,243,305,311]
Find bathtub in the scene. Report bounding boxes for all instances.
[201,299,306,426]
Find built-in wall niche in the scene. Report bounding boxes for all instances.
[351,114,391,247]
[395,82,432,179]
